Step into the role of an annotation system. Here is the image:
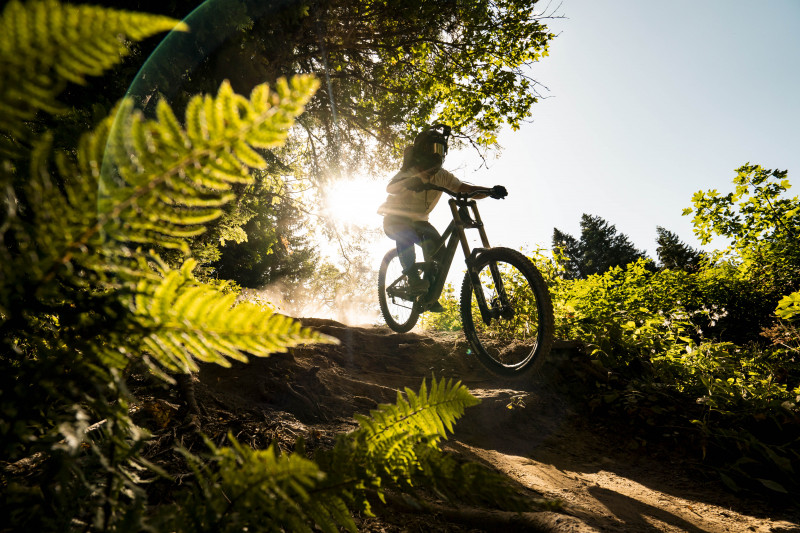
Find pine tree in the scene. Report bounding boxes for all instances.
[655,226,703,271]
[552,214,649,279]
[552,227,582,279]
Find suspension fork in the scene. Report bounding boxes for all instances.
[450,199,509,325]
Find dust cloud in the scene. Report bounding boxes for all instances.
[240,283,381,327]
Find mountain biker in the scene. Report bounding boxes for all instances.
[377,125,507,312]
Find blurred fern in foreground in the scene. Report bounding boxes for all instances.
[0,1,333,529]
[0,0,187,159]
[160,379,528,533]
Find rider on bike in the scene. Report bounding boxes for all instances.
[378,125,506,311]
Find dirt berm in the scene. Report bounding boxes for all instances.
[177,318,800,532]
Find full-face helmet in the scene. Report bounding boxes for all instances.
[412,124,451,172]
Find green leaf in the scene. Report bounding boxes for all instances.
[776,290,800,321]
[719,473,740,492]
[0,0,185,157]
[757,478,788,494]
[134,260,337,373]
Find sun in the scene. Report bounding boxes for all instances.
[318,175,395,265]
[323,175,387,228]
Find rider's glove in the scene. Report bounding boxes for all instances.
[489,185,508,199]
[405,177,429,192]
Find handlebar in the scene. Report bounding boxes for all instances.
[405,179,506,200]
[425,183,479,198]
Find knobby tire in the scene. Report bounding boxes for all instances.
[378,248,420,333]
[460,247,554,377]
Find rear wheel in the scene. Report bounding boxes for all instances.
[378,249,421,332]
[460,247,554,376]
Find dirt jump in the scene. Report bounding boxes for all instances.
[145,318,800,532]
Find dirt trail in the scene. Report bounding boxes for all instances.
[193,319,800,532]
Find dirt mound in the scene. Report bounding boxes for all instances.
[169,319,799,532]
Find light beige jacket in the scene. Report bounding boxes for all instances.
[377,167,462,221]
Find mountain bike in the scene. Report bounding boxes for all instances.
[378,186,554,376]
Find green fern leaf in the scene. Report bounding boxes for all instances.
[97,75,319,254]
[23,75,316,289]
[155,99,189,149]
[344,378,480,492]
[0,0,186,158]
[169,436,358,533]
[306,379,500,520]
[357,377,479,445]
[233,139,267,168]
[133,259,336,373]
[0,1,185,77]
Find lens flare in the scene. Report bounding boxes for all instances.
[323,176,385,228]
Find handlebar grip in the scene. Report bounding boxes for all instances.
[490,185,508,199]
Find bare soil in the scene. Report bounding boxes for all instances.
[138,318,800,532]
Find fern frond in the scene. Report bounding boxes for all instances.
[162,381,518,532]
[347,378,479,489]
[355,377,480,445]
[0,0,186,158]
[96,76,319,253]
[133,258,336,373]
[167,436,357,533]
[309,379,515,520]
[18,76,316,289]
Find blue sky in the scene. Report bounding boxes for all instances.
[441,0,800,257]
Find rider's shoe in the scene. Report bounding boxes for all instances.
[405,275,429,295]
[427,301,446,313]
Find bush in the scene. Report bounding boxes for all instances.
[421,248,800,497]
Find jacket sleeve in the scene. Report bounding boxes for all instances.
[386,170,413,193]
[430,169,462,192]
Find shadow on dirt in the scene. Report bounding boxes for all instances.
[190,319,799,532]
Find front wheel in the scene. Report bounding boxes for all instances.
[378,249,421,332]
[460,248,554,377]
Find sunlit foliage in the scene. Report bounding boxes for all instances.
[426,168,800,498]
[0,0,186,159]
[0,1,327,528]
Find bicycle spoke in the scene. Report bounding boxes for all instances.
[460,248,553,375]
[378,249,420,332]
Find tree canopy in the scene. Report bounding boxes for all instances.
[686,163,800,296]
[78,0,557,289]
[90,0,555,178]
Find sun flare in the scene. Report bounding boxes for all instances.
[317,175,395,265]
[323,175,387,228]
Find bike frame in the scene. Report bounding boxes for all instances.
[411,192,511,325]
